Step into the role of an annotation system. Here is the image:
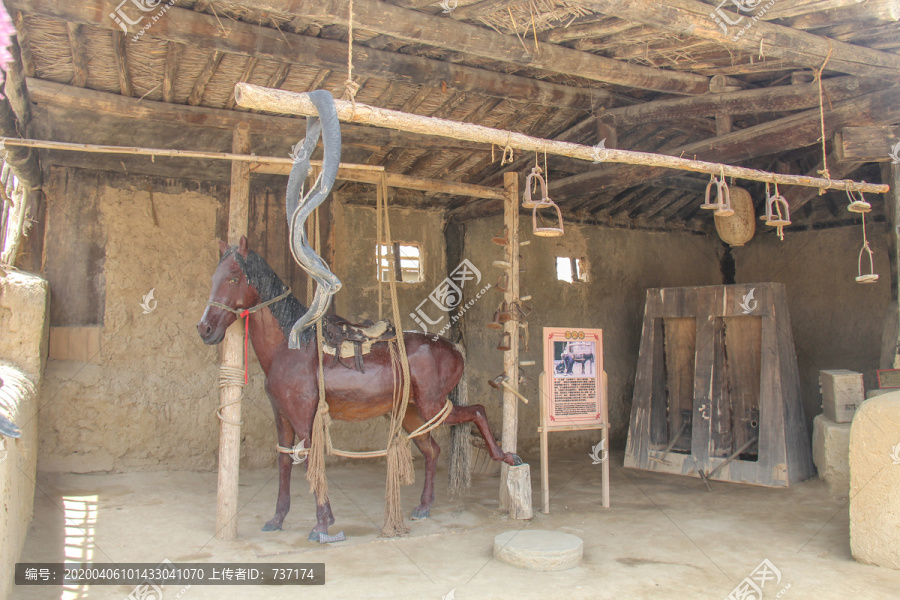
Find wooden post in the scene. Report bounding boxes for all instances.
[881,162,900,369]
[499,171,531,518]
[539,372,550,514]
[216,123,250,540]
[601,371,610,509]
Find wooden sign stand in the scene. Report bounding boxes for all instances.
[538,327,610,514]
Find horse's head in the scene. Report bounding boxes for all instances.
[197,236,260,345]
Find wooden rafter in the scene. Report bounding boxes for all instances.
[188,50,224,106]
[249,0,710,95]
[111,31,133,97]
[13,12,35,78]
[540,17,636,44]
[66,22,88,88]
[224,56,257,110]
[162,42,182,104]
[6,0,601,111]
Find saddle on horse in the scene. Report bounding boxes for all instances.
[321,316,396,373]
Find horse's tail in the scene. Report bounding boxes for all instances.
[448,343,471,497]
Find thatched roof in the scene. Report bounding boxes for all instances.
[5,0,900,230]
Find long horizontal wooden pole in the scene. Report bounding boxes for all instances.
[0,137,504,200]
[9,0,600,111]
[474,76,885,190]
[234,83,888,195]
[250,0,710,95]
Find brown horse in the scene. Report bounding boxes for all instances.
[197,237,520,541]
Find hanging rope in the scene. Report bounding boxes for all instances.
[342,0,361,104]
[813,42,835,193]
[501,132,514,166]
[304,194,333,502]
[376,175,384,321]
[293,171,451,534]
[379,172,415,537]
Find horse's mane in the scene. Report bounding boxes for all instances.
[222,247,315,344]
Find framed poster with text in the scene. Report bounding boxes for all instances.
[542,327,605,429]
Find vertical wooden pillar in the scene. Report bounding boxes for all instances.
[216,123,251,540]
[881,163,900,369]
[499,171,531,517]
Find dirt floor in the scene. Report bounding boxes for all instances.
[15,450,900,600]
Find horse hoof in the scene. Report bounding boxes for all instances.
[511,454,524,466]
[262,521,282,532]
[410,507,430,520]
[308,529,324,543]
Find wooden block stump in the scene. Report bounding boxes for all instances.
[850,391,900,570]
[506,463,533,520]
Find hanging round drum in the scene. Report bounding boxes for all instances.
[714,186,755,247]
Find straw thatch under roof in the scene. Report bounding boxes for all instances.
[2,0,899,231]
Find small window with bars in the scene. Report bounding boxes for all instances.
[377,243,423,283]
[556,256,589,283]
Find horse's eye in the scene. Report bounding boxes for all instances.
[229,277,238,284]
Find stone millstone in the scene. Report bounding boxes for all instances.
[493,530,583,571]
[849,391,900,570]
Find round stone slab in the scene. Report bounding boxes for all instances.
[493,530,583,571]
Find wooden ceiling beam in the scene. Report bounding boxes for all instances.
[581,0,900,80]
[550,85,900,199]
[7,0,600,111]
[600,77,885,127]
[834,126,900,162]
[249,0,710,94]
[24,78,490,153]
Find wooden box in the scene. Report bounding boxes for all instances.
[819,369,863,423]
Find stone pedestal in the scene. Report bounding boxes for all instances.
[849,392,900,570]
[812,414,851,496]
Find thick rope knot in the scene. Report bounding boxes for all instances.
[342,79,361,104]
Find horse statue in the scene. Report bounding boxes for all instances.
[197,236,521,541]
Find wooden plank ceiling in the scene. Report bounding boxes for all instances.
[5,0,900,231]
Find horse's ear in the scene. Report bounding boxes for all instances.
[218,240,229,257]
[237,235,249,258]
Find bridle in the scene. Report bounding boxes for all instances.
[206,288,292,383]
